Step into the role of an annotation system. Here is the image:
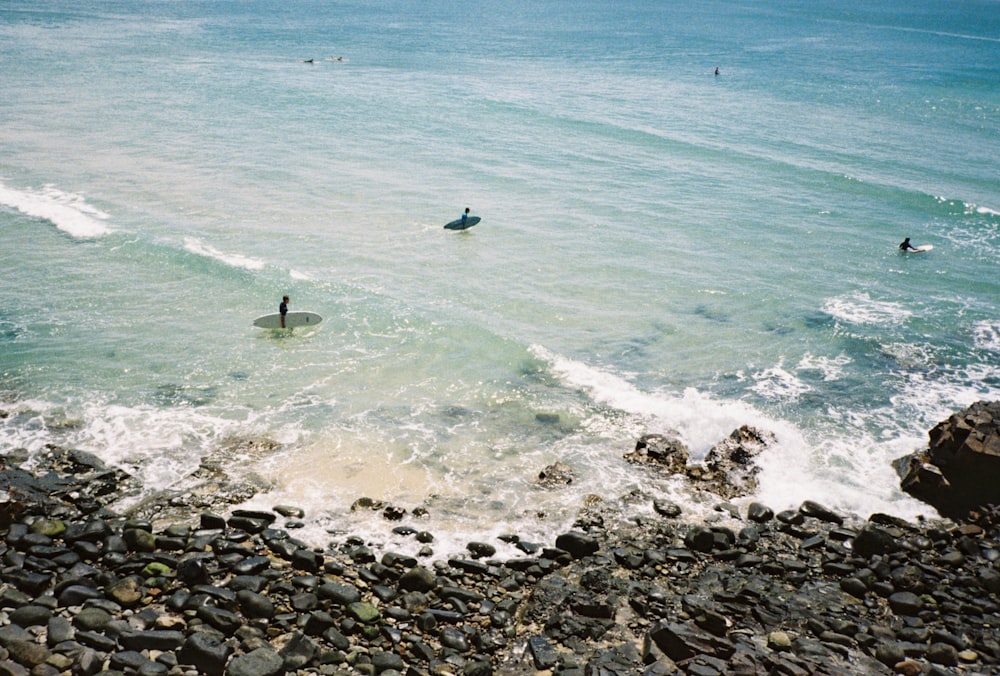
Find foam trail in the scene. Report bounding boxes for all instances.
[822,292,911,326]
[183,237,265,271]
[0,181,110,238]
[530,344,779,455]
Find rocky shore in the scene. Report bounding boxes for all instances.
[2,414,1000,675]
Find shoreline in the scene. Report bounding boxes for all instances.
[2,444,999,675]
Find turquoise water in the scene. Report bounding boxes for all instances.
[2,0,999,552]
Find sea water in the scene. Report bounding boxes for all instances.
[2,0,998,556]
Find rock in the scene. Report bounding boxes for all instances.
[278,632,317,670]
[625,433,689,472]
[747,502,774,522]
[226,647,284,676]
[927,642,959,666]
[8,605,51,628]
[767,631,792,651]
[467,541,496,558]
[893,660,923,676]
[371,650,405,673]
[73,607,112,632]
[899,400,1000,516]
[4,640,49,667]
[888,592,923,616]
[528,636,559,669]
[439,626,469,652]
[688,426,774,499]
[237,590,275,619]
[647,620,733,662]
[798,500,844,525]
[122,527,156,552]
[346,602,380,624]
[397,565,436,592]
[537,462,574,487]
[851,524,900,558]
[653,499,682,518]
[554,531,599,558]
[179,632,232,675]
[106,576,145,606]
[319,581,361,605]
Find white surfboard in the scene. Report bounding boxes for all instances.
[253,311,323,329]
[914,244,934,252]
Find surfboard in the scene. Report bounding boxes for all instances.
[252,311,323,329]
[444,216,481,231]
[904,244,934,253]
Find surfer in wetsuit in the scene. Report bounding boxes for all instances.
[461,207,470,227]
[279,295,289,328]
[899,237,919,252]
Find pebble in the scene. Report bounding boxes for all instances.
[2,445,1000,676]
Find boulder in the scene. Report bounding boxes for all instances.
[687,426,774,499]
[624,433,689,473]
[898,401,1000,517]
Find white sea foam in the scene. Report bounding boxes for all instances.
[973,321,1000,352]
[0,181,110,238]
[183,236,265,271]
[750,362,811,401]
[822,292,911,326]
[531,344,777,456]
[968,202,1000,218]
[796,353,851,381]
[530,345,934,521]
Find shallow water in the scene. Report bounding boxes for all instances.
[2,0,999,555]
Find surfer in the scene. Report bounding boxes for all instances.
[715,67,720,76]
[461,207,470,227]
[899,237,919,252]
[279,295,289,328]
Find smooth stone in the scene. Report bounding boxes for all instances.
[346,602,380,624]
[8,605,52,628]
[767,631,792,651]
[226,647,284,676]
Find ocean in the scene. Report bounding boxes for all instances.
[2,0,998,556]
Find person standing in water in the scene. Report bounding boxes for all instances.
[899,237,919,252]
[461,207,470,227]
[279,295,289,328]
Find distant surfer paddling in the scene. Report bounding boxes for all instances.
[279,295,289,328]
[899,237,919,252]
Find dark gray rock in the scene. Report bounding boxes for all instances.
[236,590,275,619]
[318,581,361,605]
[555,531,599,559]
[397,565,436,592]
[8,604,51,627]
[178,632,232,675]
[852,524,900,558]
[226,647,284,676]
[528,635,559,670]
[118,630,184,651]
[625,433,689,472]
[888,591,923,616]
[279,632,318,671]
